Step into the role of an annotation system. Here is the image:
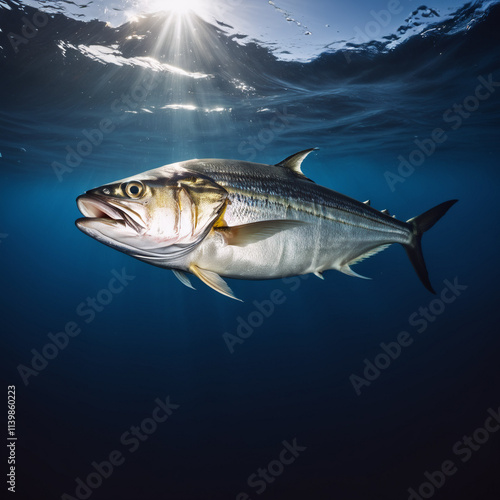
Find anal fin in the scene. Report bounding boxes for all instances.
[340,265,371,280]
[190,265,242,301]
[348,244,391,266]
[339,243,391,280]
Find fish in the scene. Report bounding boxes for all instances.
[75,149,457,301]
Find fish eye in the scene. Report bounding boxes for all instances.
[123,181,145,199]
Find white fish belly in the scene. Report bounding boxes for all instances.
[189,212,411,280]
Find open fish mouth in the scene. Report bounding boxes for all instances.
[75,194,144,233]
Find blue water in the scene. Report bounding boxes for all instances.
[1,1,500,499]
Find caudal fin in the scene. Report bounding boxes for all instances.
[404,200,458,294]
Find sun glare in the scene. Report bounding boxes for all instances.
[143,0,205,17]
[170,0,200,15]
[123,0,218,25]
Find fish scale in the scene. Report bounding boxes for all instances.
[186,161,408,236]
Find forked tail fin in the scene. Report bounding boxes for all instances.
[404,200,458,294]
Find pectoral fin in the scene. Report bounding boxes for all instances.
[217,219,306,247]
[190,265,242,301]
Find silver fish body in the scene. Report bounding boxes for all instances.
[182,158,410,279]
[76,149,457,300]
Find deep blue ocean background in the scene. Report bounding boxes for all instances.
[1,0,500,499]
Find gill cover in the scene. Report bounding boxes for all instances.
[134,174,229,262]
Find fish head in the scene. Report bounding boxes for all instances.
[75,166,228,262]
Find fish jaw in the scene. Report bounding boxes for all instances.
[76,194,145,232]
[75,190,188,260]
[75,194,148,254]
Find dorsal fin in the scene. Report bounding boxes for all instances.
[275,148,317,182]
